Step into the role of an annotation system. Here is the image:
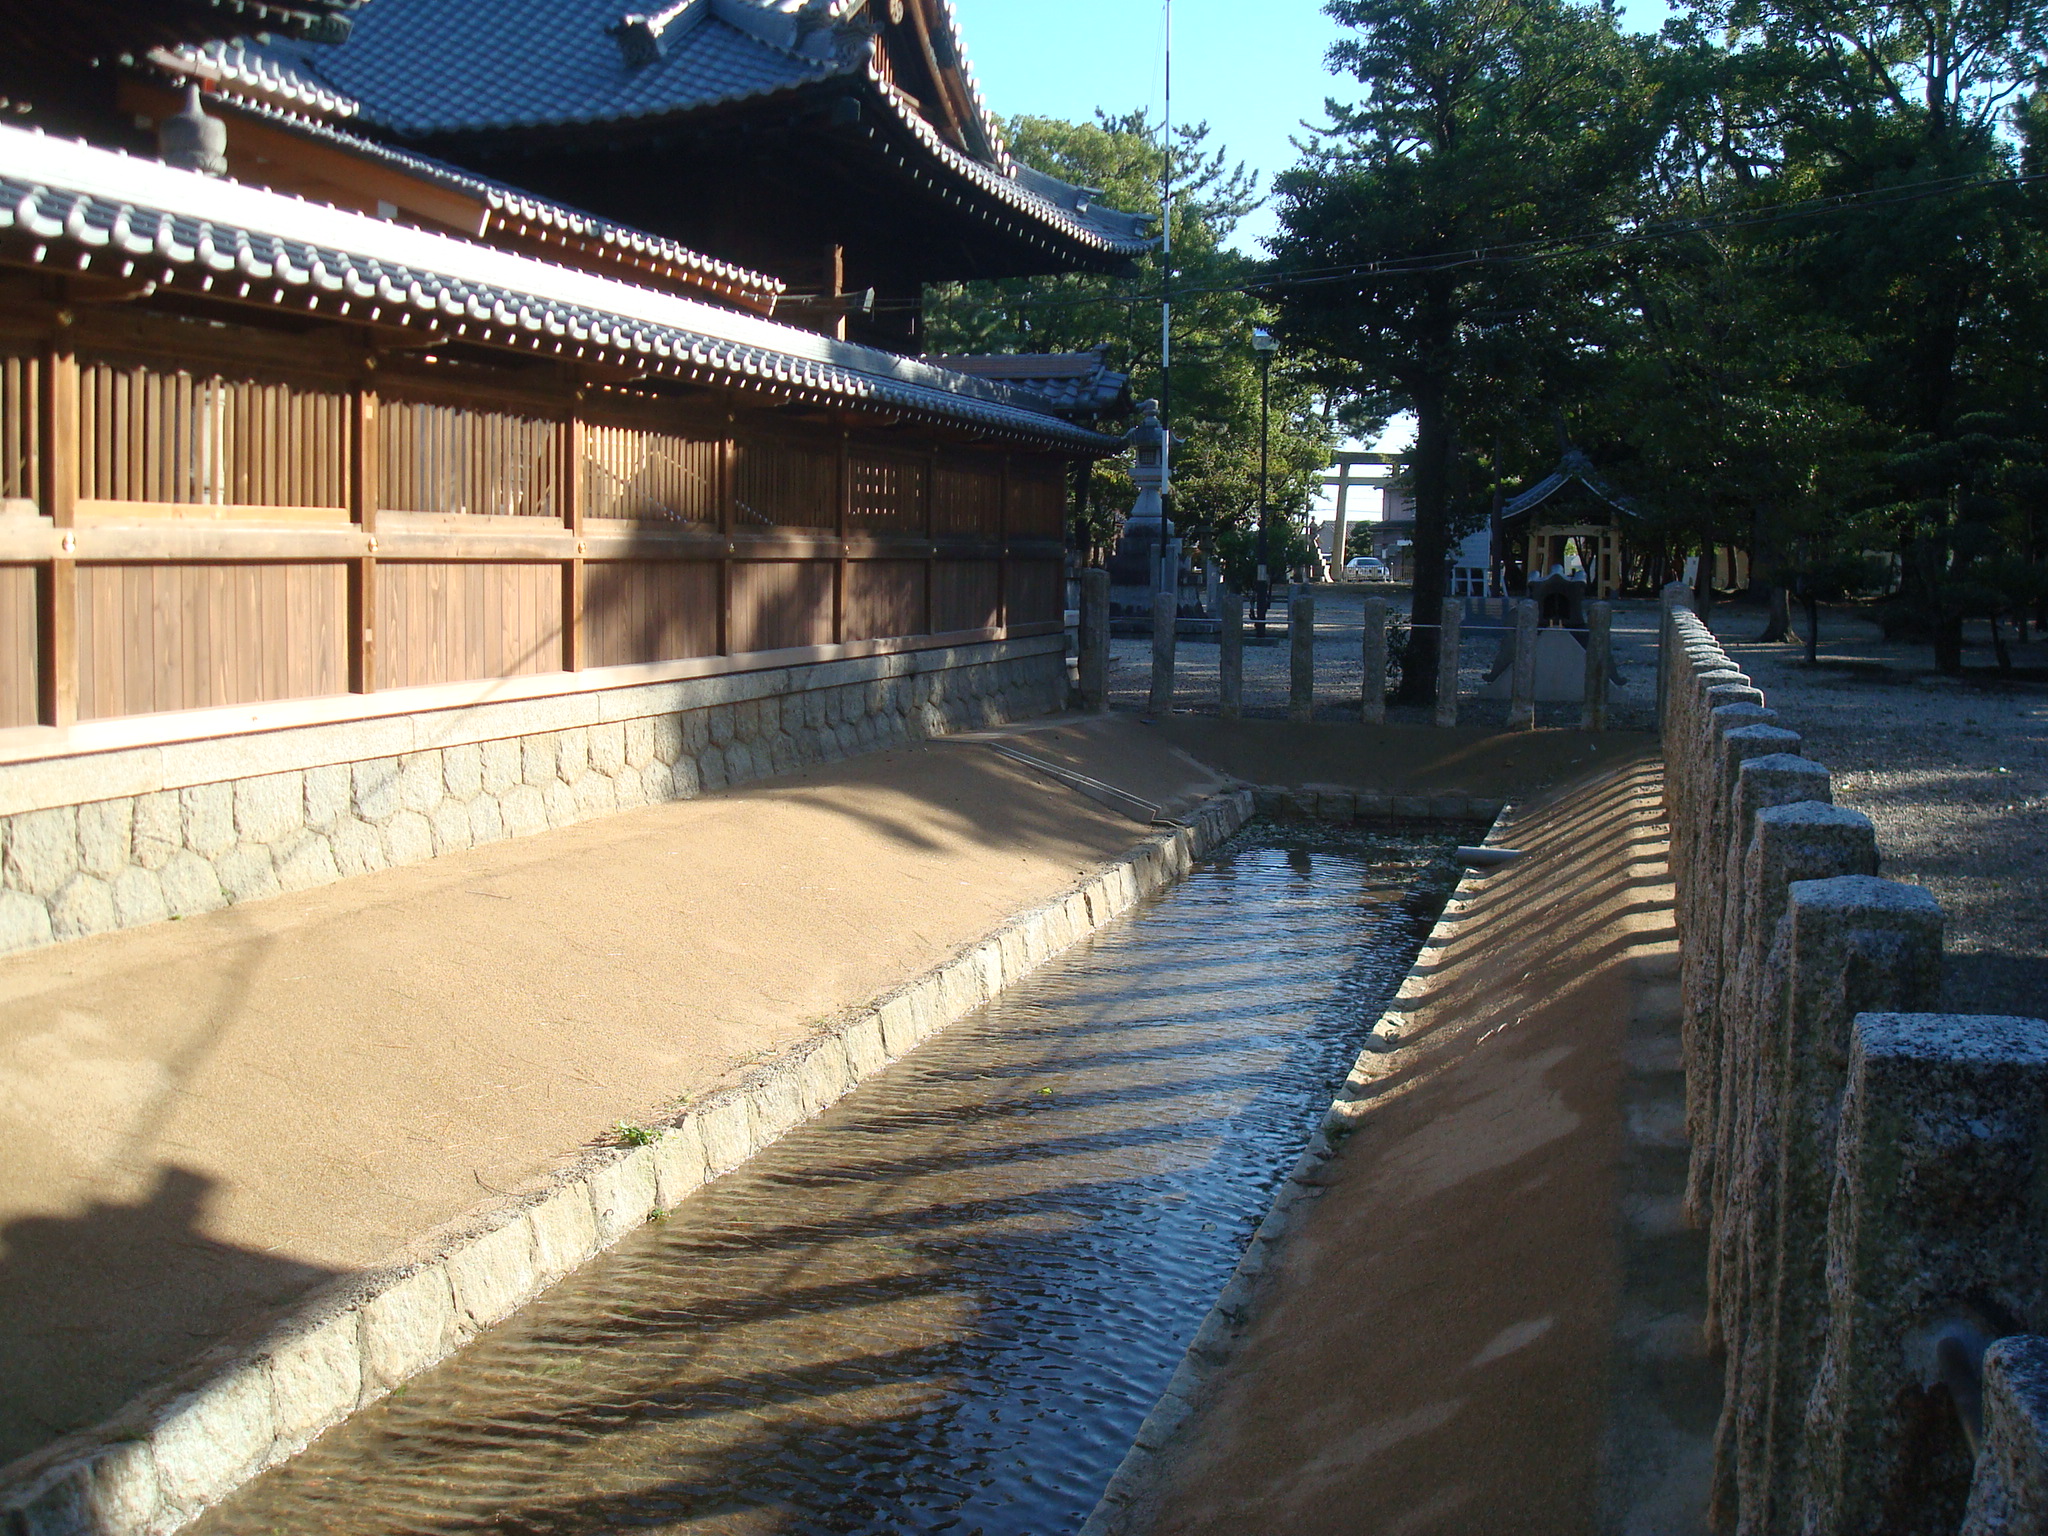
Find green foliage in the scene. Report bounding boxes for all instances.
[924,113,1334,572]
[610,1121,657,1148]
[1268,0,1660,697]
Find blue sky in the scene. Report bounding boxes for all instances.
[950,0,1678,254]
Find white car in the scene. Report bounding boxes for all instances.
[1343,556,1391,582]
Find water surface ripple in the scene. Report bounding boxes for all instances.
[195,822,1464,1536]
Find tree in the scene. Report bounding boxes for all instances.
[924,114,1335,578]
[1269,0,1659,701]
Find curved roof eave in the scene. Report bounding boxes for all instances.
[0,125,1119,455]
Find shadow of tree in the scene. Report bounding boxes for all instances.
[0,1165,339,1465]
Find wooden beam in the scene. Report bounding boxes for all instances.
[37,330,77,726]
[563,414,585,672]
[834,430,850,644]
[349,377,379,693]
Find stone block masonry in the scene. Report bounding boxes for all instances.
[0,638,1067,959]
[1658,587,2048,1536]
[0,787,1254,1536]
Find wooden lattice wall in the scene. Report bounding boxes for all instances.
[0,303,1072,734]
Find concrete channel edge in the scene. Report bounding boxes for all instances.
[0,786,1257,1536]
[1078,790,1513,1536]
[0,783,1511,1536]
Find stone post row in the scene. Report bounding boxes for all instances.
[1218,589,1244,721]
[1148,583,1177,716]
[1717,875,1943,1536]
[1801,1012,2048,1536]
[1434,598,1462,728]
[1078,568,1109,714]
[1360,596,1387,725]
[1288,588,1316,723]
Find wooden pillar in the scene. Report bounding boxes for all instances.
[348,377,379,694]
[719,429,735,656]
[37,331,78,726]
[923,446,937,635]
[562,414,585,672]
[834,430,849,645]
[996,453,1009,636]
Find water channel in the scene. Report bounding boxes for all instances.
[194,820,1470,1536]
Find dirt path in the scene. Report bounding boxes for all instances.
[1127,749,1717,1535]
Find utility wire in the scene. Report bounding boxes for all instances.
[906,166,2048,318]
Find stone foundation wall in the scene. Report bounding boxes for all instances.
[1659,588,2048,1535]
[0,638,1068,958]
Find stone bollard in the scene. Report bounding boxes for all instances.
[1219,589,1244,721]
[1584,601,1612,731]
[1506,598,1538,731]
[1288,588,1316,723]
[1078,568,1110,714]
[1679,722,1799,1221]
[1963,1336,2048,1535]
[1720,875,1944,1534]
[1799,1014,2048,1536]
[1708,802,1880,1370]
[1360,596,1388,725]
[1148,585,1177,716]
[1692,757,1835,1240]
[1433,597,1462,727]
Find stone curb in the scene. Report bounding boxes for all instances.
[0,787,1258,1536]
[1078,794,1512,1536]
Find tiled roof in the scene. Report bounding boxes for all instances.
[223,0,1154,259]
[255,0,839,137]
[0,126,1117,453]
[158,38,366,119]
[179,87,786,305]
[925,348,1131,417]
[1502,449,1639,520]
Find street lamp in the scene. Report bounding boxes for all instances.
[1251,325,1277,635]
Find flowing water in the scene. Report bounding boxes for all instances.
[194,821,1468,1536]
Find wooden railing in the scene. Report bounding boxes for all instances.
[0,303,1071,735]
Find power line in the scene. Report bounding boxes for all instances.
[911,166,2048,318]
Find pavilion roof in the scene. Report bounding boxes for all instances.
[0,124,1119,452]
[1501,448,1640,522]
[174,0,1154,263]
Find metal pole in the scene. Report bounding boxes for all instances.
[1254,349,1272,636]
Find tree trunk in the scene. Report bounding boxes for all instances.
[1934,615,1965,674]
[1804,593,1821,665]
[1758,584,1793,643]
[1398,372,1455,706]
[1693,542,1714,617]
[1993,610,2013,673]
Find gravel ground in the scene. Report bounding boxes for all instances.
[1108,585,2047,1014]
[1704,605,2048,1016]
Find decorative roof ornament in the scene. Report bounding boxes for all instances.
[612,0,708,65]
[158,83,227,176]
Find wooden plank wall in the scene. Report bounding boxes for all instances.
[582,560,720,667]
[0,564,36,727]
[0,306,1076,734]
[74,562,347,719]
[1,344,39,503]
[730,560,834,653]
[844,559,927,642]
[376,562,563,690]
